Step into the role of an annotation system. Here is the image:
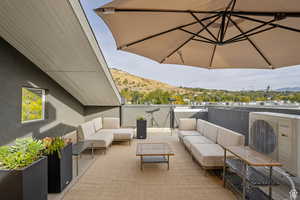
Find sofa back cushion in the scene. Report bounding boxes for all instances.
[202,121,218,143]
[103,118,120,129]
[93,117,102,131]
[77,121,95,141]
[217,127,245,147]
[196,119,205,134]
[179,118,196,130]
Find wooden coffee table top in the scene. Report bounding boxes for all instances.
[225,146,282,167]
[136,143,175,156]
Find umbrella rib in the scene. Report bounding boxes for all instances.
[179,28,216,43]
[222,0,237,41]
[190,12,218,42]
[160,14,221,63]
[232,14,300,34]
[226,18,277,43]
[228,17,272,67]
[225,26,276,44]
[209,26,222,68]
[97,8,300,17]
[118,14,219,49]
[192,38,217,45]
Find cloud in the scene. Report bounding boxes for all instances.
[81,0,300,91]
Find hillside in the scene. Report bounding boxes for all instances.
[110,68,187,94]
[110,68,300,104]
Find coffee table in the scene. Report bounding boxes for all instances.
[136,143,175,170]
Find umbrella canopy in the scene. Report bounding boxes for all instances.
[95,0,300,69]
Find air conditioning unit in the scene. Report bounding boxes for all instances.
[249,112,300,176]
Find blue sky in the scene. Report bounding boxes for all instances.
[81,0,300,91]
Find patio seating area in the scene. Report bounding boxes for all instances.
[1,1,300,200]
[60,130,235,200]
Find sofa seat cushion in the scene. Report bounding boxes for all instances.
[191,144,233,167]
[183,136,214,150]
[97,129,134,141]
[177,130,201,139]
[85,133,113,148]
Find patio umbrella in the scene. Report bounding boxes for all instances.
[95,0,300,69]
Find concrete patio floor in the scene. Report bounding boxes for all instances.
[54,129,236,200]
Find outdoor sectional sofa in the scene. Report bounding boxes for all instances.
[77,117,134,153]
[177,118,245,170]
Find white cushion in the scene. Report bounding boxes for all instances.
[217,127,245,147]
[113,132,134,140]
[98,128,134,140]
[77,121,95,141]
[191,144,233,167]
[183,136,214,150]
[93,117,102,131]
[177,130,201,139]
[102,118,120,129]
[196,119,205,134]
[86,133,113,148]
[178,118,196,130]
[202,122,219,143]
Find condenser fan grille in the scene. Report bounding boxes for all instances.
[250,120,277,155]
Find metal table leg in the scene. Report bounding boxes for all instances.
[76,155,79,176]
[140,156,143,171]
[91,143,94,159]
[223,149,227,187]
[242,161,247,200]
[167,155,170,170]
[269,166,273,200]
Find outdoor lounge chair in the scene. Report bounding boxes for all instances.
[77,117,134,152]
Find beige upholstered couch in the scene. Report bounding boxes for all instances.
[177,118,245,169]
[77,117,134,152]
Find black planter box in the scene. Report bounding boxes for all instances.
[47,143,73,193]
[0,156,48,200]
[137,119,147,139]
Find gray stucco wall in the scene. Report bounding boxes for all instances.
[207,107,249,144]
[207,106,300,145]
[0,37,85,145]
[121,105,207,128]
[84,106,120,122]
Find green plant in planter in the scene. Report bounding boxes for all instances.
[0,138,45,170]
[42,137,70,158]
[137,116,145,120]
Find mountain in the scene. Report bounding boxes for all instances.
[276,87,300,92]
[110,68,188,94]
[110,68,300,104]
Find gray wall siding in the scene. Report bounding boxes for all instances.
[208,107,249,144]
[0,38,85,145]
[122,105,207,128]
[84,106,120,122]
[207,106,300,145]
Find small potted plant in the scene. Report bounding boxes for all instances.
[43,137,73,193]
[136,116,147,139]
[0,137,47,200]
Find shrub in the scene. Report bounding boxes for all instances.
[136,116,145,120]
[42,137,71,158]
[0,138,45,170]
